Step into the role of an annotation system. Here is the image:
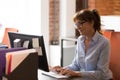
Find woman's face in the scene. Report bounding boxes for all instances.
[74,20,94,36]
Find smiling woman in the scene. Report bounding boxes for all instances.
[51,9,113,80]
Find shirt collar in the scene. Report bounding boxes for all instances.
[80,31,101,44]
[91,31,102,45]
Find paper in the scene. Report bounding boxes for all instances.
[23,40,30,48]
[6,54,12,74]
[13,39,21,48]
[5,49,36,74]
[32,38,39,47]
[32,38,42,56]
[34,47,42,56]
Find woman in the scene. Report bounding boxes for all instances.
[51,9,113,80]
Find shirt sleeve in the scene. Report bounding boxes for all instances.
[65,48,81,71]
[64,37,82,71]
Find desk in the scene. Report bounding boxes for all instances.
[38,70,90,80]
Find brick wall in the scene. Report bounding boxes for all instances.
[49,0,120,44]
[88,0,95,10]
[88,0,120,15]
[49,0,59,45]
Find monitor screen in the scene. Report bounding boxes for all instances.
[8,32,49,72]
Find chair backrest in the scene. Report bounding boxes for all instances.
[2,28,18,48]
[110,32,120,80]
[102,30,114,40]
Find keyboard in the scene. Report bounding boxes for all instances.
[41,70,69,79]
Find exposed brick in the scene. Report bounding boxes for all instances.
[89,0,120,15]
[49,0,120,44]
[49,0,59,45]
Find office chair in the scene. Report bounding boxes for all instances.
[102,29,114,40]
[1,28,18,48]
[109,32,120,80]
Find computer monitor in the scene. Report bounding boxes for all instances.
[8,32,49,72]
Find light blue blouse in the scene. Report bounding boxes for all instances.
[66,31,113,80]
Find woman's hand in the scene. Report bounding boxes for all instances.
[49,65,62,73]
[49,66,81,77]
[59,68,81,77]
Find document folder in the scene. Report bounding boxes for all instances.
[2,49,38,80]
[0,47,26,80]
